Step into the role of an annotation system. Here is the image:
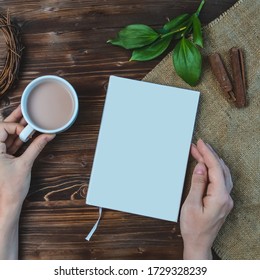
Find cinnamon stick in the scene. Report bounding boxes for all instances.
[208,53,236,101]
[230,47,246,108]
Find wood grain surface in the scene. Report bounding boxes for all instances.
[0,0,238,260]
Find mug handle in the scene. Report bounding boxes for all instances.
[19,124,35,142]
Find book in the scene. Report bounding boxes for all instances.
[86,76,200,222]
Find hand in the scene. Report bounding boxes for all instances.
[180,139,234,260]
[0,106,55,259]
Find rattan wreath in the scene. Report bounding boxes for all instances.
[0,12,23,98]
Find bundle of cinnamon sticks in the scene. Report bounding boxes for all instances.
[209,48,246,108]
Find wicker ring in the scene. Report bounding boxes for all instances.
[0,12,23,98]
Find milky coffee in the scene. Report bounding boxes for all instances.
[27,81,75,130]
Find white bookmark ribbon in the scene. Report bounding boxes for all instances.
[85,207,102,241]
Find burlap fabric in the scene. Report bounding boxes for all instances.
[143,0,260,259]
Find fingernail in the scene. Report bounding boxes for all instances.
[194,162,206,175]
[46,134,56,142]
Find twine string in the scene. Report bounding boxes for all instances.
[0,11,23,97]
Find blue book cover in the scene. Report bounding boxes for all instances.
[86,76,200,222]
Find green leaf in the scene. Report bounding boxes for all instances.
[130,36,172,61]
[163,14,190,32]
[107,24,160,49]
[173,37,202,86]
[192,15,203,47]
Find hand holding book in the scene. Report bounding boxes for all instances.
[180,139,234,259]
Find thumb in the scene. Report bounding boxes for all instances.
[20,134,56,167]
[186,162,208,205]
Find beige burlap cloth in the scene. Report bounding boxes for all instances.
[143,0,260,259]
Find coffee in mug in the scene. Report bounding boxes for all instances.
[19,75,79,142]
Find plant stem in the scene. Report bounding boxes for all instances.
[161,1,205,40]
[182,1,205,37]
[160,26,186,39]
[195,0,206,16]
[180,19,193,38]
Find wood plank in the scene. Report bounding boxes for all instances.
[0,0,238,259]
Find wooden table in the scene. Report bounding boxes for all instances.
[0,0,238,260]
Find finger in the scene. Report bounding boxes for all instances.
[185,162,208,206]
[19,134,56,167]
[5,136,23,154]
[4,105,23,123]
[5,123,24,149]
[191,143,204,163]
[220,158,233,193]
[0,123,24,154]
[20,117,27,126]
[4,106,26,151]
[0,123,24,143]
[5,131,24,149]
[197,139,226,192]
[206,142,221,161]
[0,142,7,154]
[7,136,24,155]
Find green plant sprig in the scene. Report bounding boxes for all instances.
[107,0,205,86]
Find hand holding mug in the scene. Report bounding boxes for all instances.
[0,106,55,259]
[0,75,78,259]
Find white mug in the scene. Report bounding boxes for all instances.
[19,75,79,142]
